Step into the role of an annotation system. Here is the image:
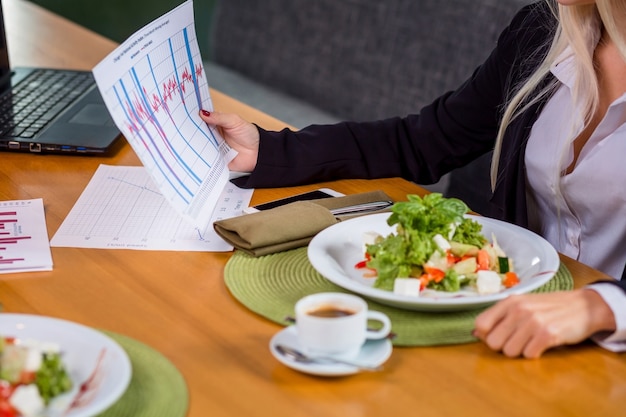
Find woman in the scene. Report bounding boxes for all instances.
[199,0,626,357]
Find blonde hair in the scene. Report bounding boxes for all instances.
[490,0,626,190]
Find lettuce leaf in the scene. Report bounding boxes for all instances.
[366,193,487,291]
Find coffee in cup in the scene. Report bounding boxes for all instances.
[294,292,391,359]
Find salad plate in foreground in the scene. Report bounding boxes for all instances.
[308,212,559,312]
[0,313,131,417]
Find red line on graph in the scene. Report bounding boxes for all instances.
[0,211,17,216]
[125,63,204,137]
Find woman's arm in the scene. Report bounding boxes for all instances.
[203,3,554,189]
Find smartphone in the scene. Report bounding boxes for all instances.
[243,188,344,214]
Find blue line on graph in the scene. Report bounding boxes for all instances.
[159,36,216,169]
[129,66,171,153]
[185,28,203,113]
[183,27,220,148]
[139,54,204,184]
[195,228,207,241]
[122,74,193,199]
[173,27,219,148]
[176,27,219,148]
[114,81,192,204]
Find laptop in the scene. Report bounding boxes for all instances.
[0,4,121,155]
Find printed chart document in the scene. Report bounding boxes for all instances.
[0,199,53,274]
[51,165,252,251]
[57,0,255,251]
[91,0,236,231]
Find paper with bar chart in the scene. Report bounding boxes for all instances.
[0,199,53,274]
[92,0,235,231]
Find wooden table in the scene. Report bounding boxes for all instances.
[1,1,625,416]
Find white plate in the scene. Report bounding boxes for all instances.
[269,326,392,377]
[308,213,560,312]
[0,313,132,416]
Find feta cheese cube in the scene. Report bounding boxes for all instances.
[24,346,42,372]
[476,270,503,294]
[393,278,421,297]
[433,234,451,251]
[361,231,381,256]
[18,338,59,372]
[10,384,45,417]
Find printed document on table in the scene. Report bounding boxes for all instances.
[0,199,53,274]
[50,165,253,251]
[92,0,236,230]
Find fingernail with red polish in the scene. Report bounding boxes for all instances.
[201,110,211,116]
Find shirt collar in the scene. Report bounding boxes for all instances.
[550,46,626,106]
[550,46,577,88]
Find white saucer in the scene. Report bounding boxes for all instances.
[269,326,393,377]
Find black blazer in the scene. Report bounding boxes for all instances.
[233,2,626,291]
[234,1,554,227]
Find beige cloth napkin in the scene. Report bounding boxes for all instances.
[214,190,393,256]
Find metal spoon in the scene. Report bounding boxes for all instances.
[275,344,383,371]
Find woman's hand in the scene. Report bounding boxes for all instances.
[473,289,616,358]
[199,110,260,172]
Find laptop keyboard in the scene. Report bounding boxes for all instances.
[0,69,94,138]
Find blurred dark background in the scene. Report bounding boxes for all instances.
[27,0,216,58]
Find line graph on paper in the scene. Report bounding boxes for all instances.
[93,0,233,230]
[50,165,253,252]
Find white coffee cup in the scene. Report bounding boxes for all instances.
[294,292,392,359]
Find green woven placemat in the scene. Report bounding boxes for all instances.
[96,332,188,417]
[224,247,574,346]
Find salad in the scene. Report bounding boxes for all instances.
[355,193,520,296]
[0,336,73,417]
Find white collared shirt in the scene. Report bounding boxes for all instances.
[525,47,626,350]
